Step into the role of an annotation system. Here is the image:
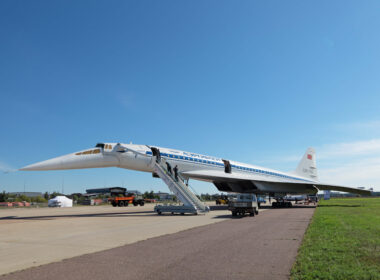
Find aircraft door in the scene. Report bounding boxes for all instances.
[151,147,161,162]
[222,160,232,173]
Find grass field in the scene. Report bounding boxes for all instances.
[291,197,380,280]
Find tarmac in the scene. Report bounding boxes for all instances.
[0,204,235,275]
[0,204,315,280]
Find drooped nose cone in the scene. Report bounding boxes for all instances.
[20,151,120,171]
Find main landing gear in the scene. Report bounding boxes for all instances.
[270,196,292,208]
[272,201,292,208]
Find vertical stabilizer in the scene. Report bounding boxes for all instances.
[294,147,318,181]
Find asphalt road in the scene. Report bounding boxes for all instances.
[1,206,315,280]
[0,204,233,275]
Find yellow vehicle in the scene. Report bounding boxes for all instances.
[215,195,229,205]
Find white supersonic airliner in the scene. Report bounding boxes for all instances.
[20,142,371,199]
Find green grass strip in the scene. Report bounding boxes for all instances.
[291,197,380,280]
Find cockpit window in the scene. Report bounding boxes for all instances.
[95,143,113,150]
[75,149,101,156]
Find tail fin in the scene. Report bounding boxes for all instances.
[294,147,318,181]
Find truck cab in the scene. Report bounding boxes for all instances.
[228,193,259,217]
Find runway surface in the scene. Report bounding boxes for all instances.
[1,206,315,280]
[0,204,234,275]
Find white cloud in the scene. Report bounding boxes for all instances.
[336,120,380,131]
[318,157,380,189]
[259,137,380,191]
[0,161,16,173]
[318,138,380,159]
[312,140,380,191]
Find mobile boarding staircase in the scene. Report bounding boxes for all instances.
[151,156,210,215]
[119,145,209,215]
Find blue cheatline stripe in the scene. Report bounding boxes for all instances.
[145,151,311,182]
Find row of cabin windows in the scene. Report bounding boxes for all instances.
[165,153,297,180]
[234,165,293,179]
[165,154,222,165]
[164,153,297,179]
[165,153,290,178]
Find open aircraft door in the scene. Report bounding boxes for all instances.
[150,147,161,162]
[222,159,232,173]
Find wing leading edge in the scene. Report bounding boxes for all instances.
[181,170,371,196]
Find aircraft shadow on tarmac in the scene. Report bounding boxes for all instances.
[212,214,245,219]
[0,211,161,221]
[0,209,233,221]
[209,205,228,211]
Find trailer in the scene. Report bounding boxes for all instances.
[109,192,145,207]
[154,205,198,215]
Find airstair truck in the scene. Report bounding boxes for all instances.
[228,194,259,217]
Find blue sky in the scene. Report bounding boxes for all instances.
[1,0,380,194]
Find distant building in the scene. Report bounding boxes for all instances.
[9,192,43,197]
[85,187,142,197]
[126,190,142,195]
[155,192,175,201]
[86,187,125,194]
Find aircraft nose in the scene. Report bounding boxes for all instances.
[20,155,67,171]
[20,150,120,171]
